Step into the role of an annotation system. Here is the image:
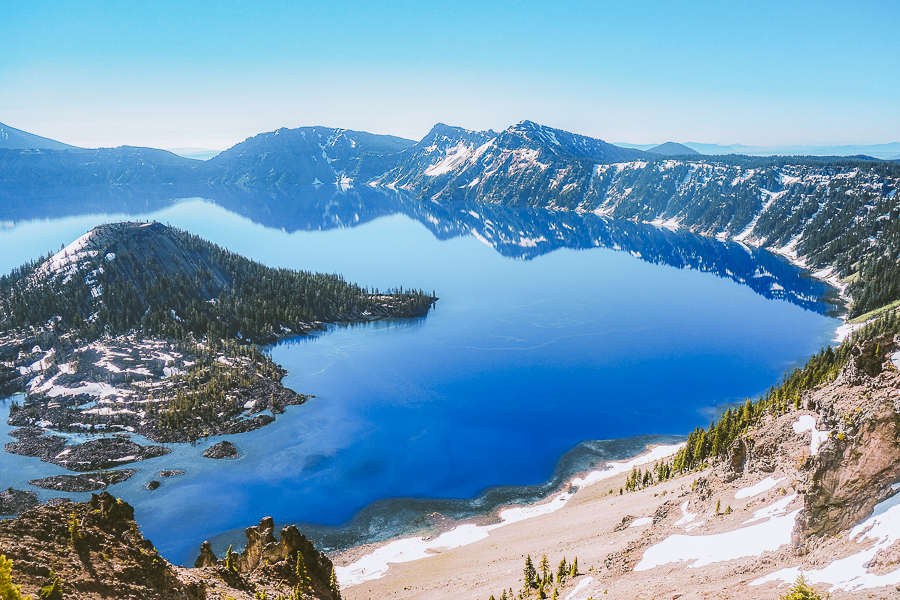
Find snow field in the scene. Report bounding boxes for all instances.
[634,502,802,571]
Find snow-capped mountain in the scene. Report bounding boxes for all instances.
[370,120,647,207]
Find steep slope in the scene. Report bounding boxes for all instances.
[646,141,701,155]
[0,122,78,150]
[0,491,340,600]
[372,120,649,207]
[587,158,900,316]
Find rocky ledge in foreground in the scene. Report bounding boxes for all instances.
[0,491,342,600]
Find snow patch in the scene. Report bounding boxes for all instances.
[743,494,797,524]
[424,142,473,176]
[752,493,900,591]
[630,517,653,528]
[735,476,786,499]
[793,415,828,455]
[564,576,593,600]
[635,503,801,571]
[674,501,697,526]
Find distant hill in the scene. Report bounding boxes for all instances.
[207,126,417,186]
[167,147,222,160]
[646,142,701,156]
[0,122,79,150]
[682,141,900,159]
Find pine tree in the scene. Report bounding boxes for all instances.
[556,557,568,583]
[37,573,62,600]
[569,557,578,578]
[524,555,537,589]
[540,554,550,588]
[67,512,81,549]
[295,551,312,594]
[329,565,342,600]
[225,545,237,573]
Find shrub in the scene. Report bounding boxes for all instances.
[779,576,827,600]
[0,554,33,600]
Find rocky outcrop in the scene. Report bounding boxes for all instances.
[0,492,196,599]
[791,335,900,549]
[28,469,138,492]
[0,492,338,600]
[203,440,238,459]
[6,434,171,471]
[0,488,39,515]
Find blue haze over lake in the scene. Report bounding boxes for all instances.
[0,189,839,565]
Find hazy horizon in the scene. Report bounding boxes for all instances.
[4,1,899,151]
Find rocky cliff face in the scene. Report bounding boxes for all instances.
[791,334,900,548]
[718,334,900,552]
[0,491,338,600]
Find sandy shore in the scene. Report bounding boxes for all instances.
[334,417,900,600]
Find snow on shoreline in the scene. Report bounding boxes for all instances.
[335,442,684,588]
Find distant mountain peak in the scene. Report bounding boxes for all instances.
[646,142,701,156]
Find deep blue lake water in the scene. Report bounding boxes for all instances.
[0,189,840,565]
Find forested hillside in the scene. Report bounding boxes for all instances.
[0,222,436,345]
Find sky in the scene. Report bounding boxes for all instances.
[2,0,899,151]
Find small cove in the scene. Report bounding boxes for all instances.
[0,190,840,566]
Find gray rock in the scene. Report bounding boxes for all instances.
[203,441,238,459]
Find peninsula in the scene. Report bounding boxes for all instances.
[0,222,436,492]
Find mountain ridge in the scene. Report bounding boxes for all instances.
[0,122,79,151]
[3,120,900,318]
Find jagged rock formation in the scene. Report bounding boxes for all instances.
[193,517,337,599]
[717,333,900,552]
[0,492,337,599]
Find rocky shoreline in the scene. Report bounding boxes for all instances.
[0,333,309,495]
[28,469,139,493]
[0,487,38,515]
